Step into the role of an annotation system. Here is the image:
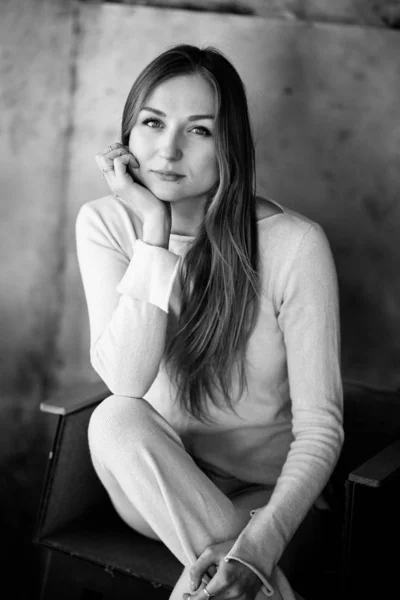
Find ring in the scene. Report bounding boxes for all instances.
[108,144,115,153]
[203,589,214,599]
[102,166,114,172]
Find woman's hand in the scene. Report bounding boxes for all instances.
[95,142,171,226]
[184,539,263,600]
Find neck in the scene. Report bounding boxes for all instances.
[170,195,207,237]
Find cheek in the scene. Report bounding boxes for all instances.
[128,129,140,155]
[203,150,218,183]
[128,131,150,186]
[128,128,151,160]
[192,142,217,175]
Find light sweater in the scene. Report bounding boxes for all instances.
[76,194,344,597]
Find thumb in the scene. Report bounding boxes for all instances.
[126,154,141,182]
[113,153,139,182]
[190,559,213,592]
[129,153,140,169]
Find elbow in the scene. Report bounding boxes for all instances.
[325,423,345,472]
[334,423,345,463]
[293,417,345,471]
[90,350,154,399]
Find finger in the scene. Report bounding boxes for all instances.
[108,148,129,160]
[128,153,140,169]
[182,576,210,600]
[95,143,122,161]
[186,571,229,600]
[95,148,129,172]
[113,153,133,179]
[190,568,216,594]
[103,142,124,155]
[190,551,218,593]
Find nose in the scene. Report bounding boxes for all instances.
[158,129,182,161]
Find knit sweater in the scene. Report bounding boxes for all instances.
[76,194,344,597]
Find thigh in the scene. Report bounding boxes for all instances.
[228,483,275,527]
[91,454,161,541]
[192,455,274,526]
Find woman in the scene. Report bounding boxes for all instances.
[76,44,343,600]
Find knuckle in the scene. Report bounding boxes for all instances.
[221,571,234,587]
[231,584,241,597]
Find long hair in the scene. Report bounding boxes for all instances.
[121,45,261,424]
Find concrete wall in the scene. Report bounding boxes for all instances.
[59,3,400,390]
[1,0,399,596]
[107,0,400,27]
[0,0,74,595]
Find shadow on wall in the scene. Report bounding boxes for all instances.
[104,0,400,26]
[0,403,50,598]
[1,0,400,598]
[0,0,74,596]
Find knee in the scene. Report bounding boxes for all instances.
[88,394,155,460]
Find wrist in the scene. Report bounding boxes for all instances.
[142,217,170,248]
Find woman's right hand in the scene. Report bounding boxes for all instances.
[95,142,171,230]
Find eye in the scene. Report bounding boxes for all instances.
[142,118,164,129]
[190,126,211,137]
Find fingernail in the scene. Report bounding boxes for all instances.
[190,581,195,591]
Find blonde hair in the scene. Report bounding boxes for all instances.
[121,45,261,424]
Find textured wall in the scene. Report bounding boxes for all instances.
[101,0,400,27]
[1,0,400,597]
[0,0,74,595]
[59,3,400,390]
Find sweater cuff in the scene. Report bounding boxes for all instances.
[223,556,275,597]
[116,239,181,313]
[223,505,285,588]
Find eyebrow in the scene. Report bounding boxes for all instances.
[141,106,215,121]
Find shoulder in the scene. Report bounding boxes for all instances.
[256,196,329,254]
[76,195,141,253]
[255,198,337,295]
[255,196,283,221]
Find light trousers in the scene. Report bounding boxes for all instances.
[88,395,305,600]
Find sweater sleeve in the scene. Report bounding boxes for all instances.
[224,223,344,594]
[75,202,181,396]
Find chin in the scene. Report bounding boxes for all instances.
[148,184,186,202]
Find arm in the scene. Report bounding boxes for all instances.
[224,223,344,590]
[76,199,181,397]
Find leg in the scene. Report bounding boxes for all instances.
[88,395,294,599]
[88,395,253,564]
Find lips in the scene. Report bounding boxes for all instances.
[153,170,184,177]
[152,170,185,182]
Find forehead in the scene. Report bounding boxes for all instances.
[144,74,216,114]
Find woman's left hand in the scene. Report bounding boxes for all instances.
[183,539,263,599]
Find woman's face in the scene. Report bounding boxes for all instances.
[129,74,218,205]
